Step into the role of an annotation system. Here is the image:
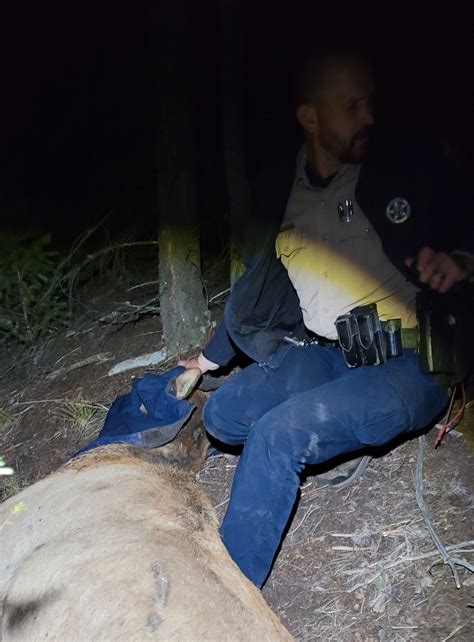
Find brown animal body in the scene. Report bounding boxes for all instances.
[0,396,292,641]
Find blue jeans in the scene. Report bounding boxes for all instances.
[203,344,448,587]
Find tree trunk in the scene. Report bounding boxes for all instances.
[153,3,210,354]
[157,172,209,354]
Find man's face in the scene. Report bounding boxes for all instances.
[315,63,375,164]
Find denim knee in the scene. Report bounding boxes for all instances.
[203,391,248,445]
[202,394,224,440]
[247,400,358,469]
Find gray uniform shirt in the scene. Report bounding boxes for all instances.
[276,147,419,340]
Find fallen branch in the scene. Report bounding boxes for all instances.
[127,281,160,292]
[46,353,113,382]
[347,540,474,592]
[98,298,160,326]
[208,288,231,305]
[107,348,168,376]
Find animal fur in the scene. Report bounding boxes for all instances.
[0,392,292,641]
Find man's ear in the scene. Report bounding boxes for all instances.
[296,103,319,134]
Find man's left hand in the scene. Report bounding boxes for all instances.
[404,246,469,294]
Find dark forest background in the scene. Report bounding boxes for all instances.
[1,0,473,246]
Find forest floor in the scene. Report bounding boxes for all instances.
[1,263,473,641]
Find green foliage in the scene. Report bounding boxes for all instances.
[0,408,15,426]
[0,233,68,344]
[58,399,109,440]
[1,474,25,501]
[0,225,160,348]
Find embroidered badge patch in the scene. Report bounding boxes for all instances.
[386,197,411,224]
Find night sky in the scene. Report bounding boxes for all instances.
[1,1,473,244]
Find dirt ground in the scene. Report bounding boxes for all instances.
[1,272,473,641]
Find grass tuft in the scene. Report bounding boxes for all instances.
[1,473,25,502]
[58,400,109,441]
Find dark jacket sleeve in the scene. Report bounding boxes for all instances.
[356,136,473,279]
[201,318,237,367]
[201,152,300,367]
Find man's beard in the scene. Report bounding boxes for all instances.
[319,125,372,164]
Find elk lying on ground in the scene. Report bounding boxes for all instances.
[0,378,293,641]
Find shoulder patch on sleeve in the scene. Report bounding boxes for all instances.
[386,197,411,224]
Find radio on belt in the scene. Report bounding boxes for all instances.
[335,303,403,368]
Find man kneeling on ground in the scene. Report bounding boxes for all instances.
[180,46,473,588]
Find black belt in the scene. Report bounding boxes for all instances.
[306,329,416,351]
[317,337,340,348]
[306,331,339,348]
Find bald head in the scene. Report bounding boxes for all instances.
[294,49,375,173]
[294,50,373,108]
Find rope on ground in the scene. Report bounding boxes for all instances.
[416,434,474,589]
[334,455,372,489]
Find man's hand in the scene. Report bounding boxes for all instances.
[404,247,468,294]
[178,353,220,374]
[178,356,204,372]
